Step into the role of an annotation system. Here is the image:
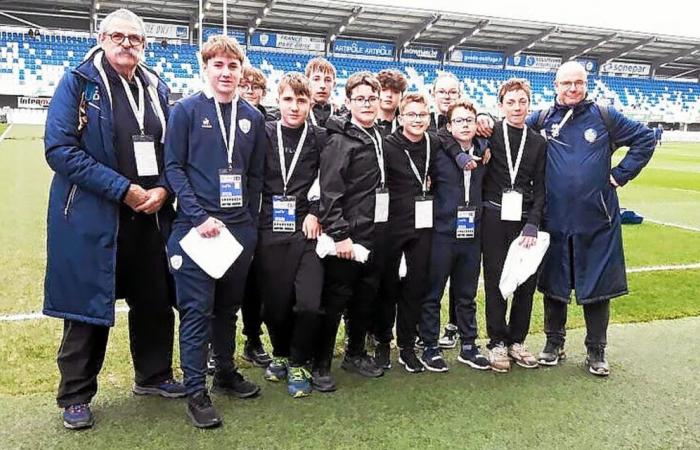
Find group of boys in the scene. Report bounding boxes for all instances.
[158,34,557,429]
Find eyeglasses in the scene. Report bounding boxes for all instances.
[239,83,264,92]
[350,96,379,105]
[557,80,586,89]
[106,32,145,46]
[451,117,475,125]
[436,89,460,97]
[402,112,430,122]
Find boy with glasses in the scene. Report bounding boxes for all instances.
[313,72,385,391]
[238,66,278,122]
[419,99,490,372]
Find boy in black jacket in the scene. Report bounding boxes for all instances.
[382,93,438,373]
[314,72,385,391]
[481,78,546,373]
[253,73,324,398]
[419,99,490,373]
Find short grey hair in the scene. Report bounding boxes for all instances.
[99,8,147,37]
[432,71,462,94]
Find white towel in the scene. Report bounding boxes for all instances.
[315,233,370,263]
[499,231,550,300]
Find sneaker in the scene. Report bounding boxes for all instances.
[341,353,384,378]
[457,344,490,370]
[508,343,539,369]
[586,347,610,377]
[133,378,187,398]
[311,361,336,393]
[438,324,459,349]
[374,342,392,370]
[212,368,261,398]
[186,390,221,429]
[206,346,216,375]
[538,341,566,366]
[264,357,288,382]
[287,366,312,398]
[420,347,449,373]
[63,403,94,430]
[398,348,425,373]
[488,344,511,373]
[243,340,273,368]
[415,336,425,350]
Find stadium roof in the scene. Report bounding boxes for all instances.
[2,0,699,78]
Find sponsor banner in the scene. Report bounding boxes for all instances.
[202,27,247,45]
[332,39,395,59]
[601,61,651,76]
[506,54,562,72]
[449,49,504,67]
[252,32,325,52]
[144,22,189,40]
[402,44,442,62]
[576,57,599,73]
[18,96,51,109]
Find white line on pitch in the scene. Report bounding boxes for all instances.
[2,262,699,323]
[0,123,14,144]
[645,218,700,233]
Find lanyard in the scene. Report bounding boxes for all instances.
[276,121,308,196]
[310,103,333,126]
[503,120,527,189]
[462,145,475,204]
[214,96,239,167]
[551,108,574,138]
[432,111,442,129]
[120,74,145,134]
[353,119,385,187]
[404,132,431,194]
[391,117,398,133]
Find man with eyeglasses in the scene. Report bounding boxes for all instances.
[238,66,278,122]
[429,71,464,349]
[477,61,655,376]
[44,8,184,430]
[314,72,385,391]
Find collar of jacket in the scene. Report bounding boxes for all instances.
[201,82,240,104]
[75,47,168,143]
[552,95,594,115]
[325,114,378,145]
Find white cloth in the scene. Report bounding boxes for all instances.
[499,231,550,300]
[398,253,407,279]
[179,227,243,279]
[315,233,370,263]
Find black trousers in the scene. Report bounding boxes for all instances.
[242,267,264,342]
[482,207,537,347]
[544,296,610,349]
[382,226,432,349]
[420,233,481,348]
[315,251,381,364]
[256,236,323,366]
[56,210,175,408]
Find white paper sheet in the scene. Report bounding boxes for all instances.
[179,226,243,279]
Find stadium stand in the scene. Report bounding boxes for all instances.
[2,29,700,123]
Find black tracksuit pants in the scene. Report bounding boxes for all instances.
[56,210,175,408]
[242,268,264,343]
[544,296,610,349]
[315,247,383,364]
[420,232,481,348]
[256,236,323,366]
[482,207,537,347]
[381,226,432,349]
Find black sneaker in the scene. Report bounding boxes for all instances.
[420,346,449,373]
[398,348,425,373]
[186,390,222,429]
[374,342,392,370]
[243,340,272,367]
[538,341,566,366]
[438,324,459,349]
[341,353,384,378]
[586,347,610,377]
[311,361,336,393]
[63,403,94,430]
[212,368,261,398]
[457,344,490,370]
[415,336,425,350]
[133,377,187,398]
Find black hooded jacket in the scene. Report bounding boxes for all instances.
[319,115,382,248]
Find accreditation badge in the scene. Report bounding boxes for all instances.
[219,167,243,208]
[500,189,523,221]
[374,187,389,223]
[414,195,434,229]
[272,195,296,232]
[456,205,476,239]
[132,134,159,177]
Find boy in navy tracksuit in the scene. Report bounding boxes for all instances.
[164,36,265,428]
[254,73,325,398]
[419,99,491,373]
